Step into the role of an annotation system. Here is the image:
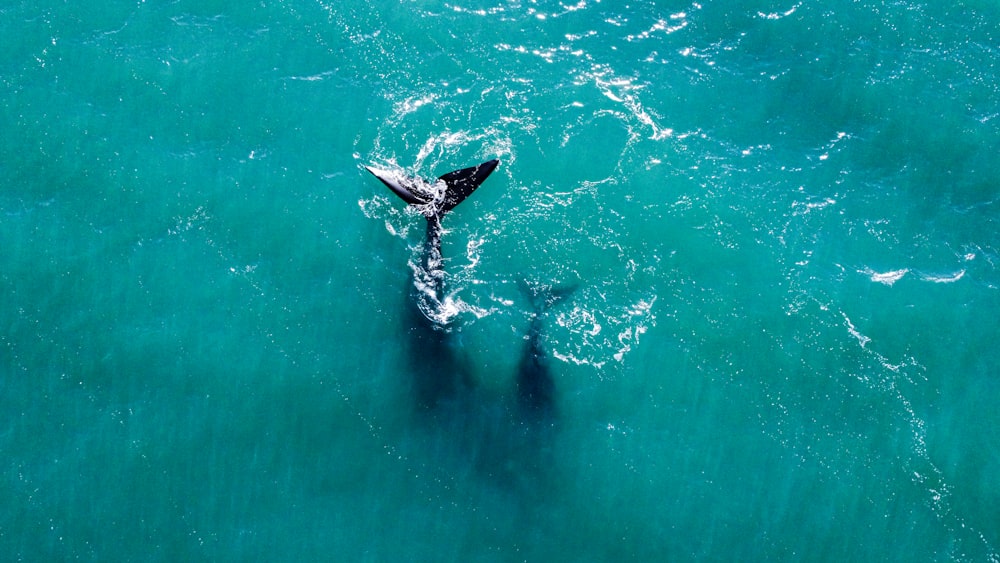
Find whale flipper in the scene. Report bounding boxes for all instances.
[436,159,500,213]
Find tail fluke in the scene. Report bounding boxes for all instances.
[520,280,578,315]
[364,166,428,205]
[365,159,500,216]
[436,159,500,213]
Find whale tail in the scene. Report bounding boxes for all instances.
[435,159,500,213]
[520,280,578,314]
[365,159,500,216]
[516,281,578,415]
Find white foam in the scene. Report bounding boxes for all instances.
[863,268,908,286]
[919,270,965,284]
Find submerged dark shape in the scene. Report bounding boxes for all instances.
[517,282,577,419]
[365,159,500,407]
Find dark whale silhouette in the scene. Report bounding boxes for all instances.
[365,160,500,407]
[516,282,577,420]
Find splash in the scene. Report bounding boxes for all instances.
[919,270,965,283]
[757,2,803,20]
[551,293,658,369]
[842,312,871,348]
[863,267,909,286]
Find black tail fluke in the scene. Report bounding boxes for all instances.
[365,159,500,216]
[437,159,500,213]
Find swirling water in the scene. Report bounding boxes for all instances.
[2,1,999,561]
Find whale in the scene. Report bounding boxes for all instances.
[516,282,577,419]
[365,159,500,326]
[365,159,500,407]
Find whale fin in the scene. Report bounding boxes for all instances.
[364,166,428,205]
[519,280,579,313]
[437,159,500,213]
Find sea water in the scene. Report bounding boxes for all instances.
[2,1,998,561]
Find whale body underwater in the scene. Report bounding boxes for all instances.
[364,160,566,417]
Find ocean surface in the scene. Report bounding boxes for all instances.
[3,1,999,561]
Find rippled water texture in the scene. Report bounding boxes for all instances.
[3,1,999,561]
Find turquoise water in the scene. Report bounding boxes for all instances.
[3,0,999,560]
